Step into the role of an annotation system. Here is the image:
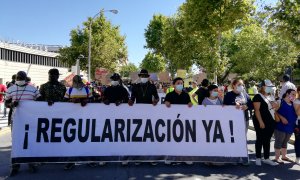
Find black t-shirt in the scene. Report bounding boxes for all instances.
[164,91,191,105]
[195,87,209,105]
[130,82,159,104]
[103,85,129,103]
[252,94,275,128]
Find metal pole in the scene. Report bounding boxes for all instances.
[88,22,92,82]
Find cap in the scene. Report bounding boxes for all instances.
[48,68,61,75]
[138,69,150,77]
[110,73,121,80]
[16,71,27,79]
[260,79,275,87]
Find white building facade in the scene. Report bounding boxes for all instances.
[0,42,69,86]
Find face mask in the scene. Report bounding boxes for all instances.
[16,80,26,86]
[265,87,273,94]
[289,95,295,102]
[212,91,219,97]
[175,84,183,92]
[236,85,244,93]
[140,78,148,83]
[111,81,119,86]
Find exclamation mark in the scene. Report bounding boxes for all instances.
[229,120,234,143]
[23,124,29,149]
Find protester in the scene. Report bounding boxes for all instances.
[294,86,300,165]
[39,69,66,105]
[188,81,199,105]
[164,77,193,165]
[202,84,222,105]
[128,69,159,106]
[274,89,297,164]
[5,71,41,176]
[63,75,93,170]
[279,74,296,99]
[192,79,209,105]
[252,80,279,166]
[103,73,129,106]
[6,74,16,126]
[223,79,253,130]
[0,82,7,118]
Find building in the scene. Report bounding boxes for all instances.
[0,41,69,86]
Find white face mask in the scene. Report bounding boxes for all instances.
[111,81,119,86]
[140,78,148,83]
[16,80,26,86]
[236,85,244,93]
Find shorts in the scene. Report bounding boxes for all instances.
[274,129,292,149]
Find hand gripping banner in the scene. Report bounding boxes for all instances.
[11,101,249,164]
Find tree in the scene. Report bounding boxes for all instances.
[119,63,138,77]
[58,11,128,79]
[140,52,166,72]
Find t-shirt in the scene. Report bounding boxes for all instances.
[195,87,209,105]
[130,82,159,104]
[164,91,191,105]
[252,94,276,129]
[276,100,297,134]
[103,85,129,103]
[202,97,222,105]
[6,84,40,102]
[64,87,93,99]
[0,84,7,103]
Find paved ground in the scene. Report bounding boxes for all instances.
[0,123,299,180]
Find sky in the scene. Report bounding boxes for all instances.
[0,0,185,66]
[0,0,278,67]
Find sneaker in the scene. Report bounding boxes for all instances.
[255,158,262,166]
[28,164,38,173]
[121,161,128,166]
[185,161,193,165]
[262,159,278,166]
[64,163,75,170]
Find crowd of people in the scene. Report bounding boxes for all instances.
[0,68,299,176]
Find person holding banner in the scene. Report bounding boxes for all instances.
[252,80,279,166]
[164,77,193,165]
[103,73,129,106]
[202,84,223,105]
[223,79,253,131]
[128,69,159,106]
[6,71,41,176]
[39,69,66,105]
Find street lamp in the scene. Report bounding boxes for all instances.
[88,9,118,82]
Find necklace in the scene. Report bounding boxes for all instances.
[140,83,149,97]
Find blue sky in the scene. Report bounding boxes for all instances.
[0,0,277,66]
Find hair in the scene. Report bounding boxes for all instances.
[283,74,290,82]
[282,89,295,99]
[12,74,16,80]
[297,86,300,92]
[208,84,218,92]
[201,79,209,87]
[231,79,243,86]
[172,77,184,85]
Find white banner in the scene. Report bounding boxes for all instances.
[11,101,248,163]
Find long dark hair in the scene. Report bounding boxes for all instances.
[282,89,295,99]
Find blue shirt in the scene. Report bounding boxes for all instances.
[276,100,297,134]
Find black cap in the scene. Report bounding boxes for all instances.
[138,69,150,77]
[48,68,60,75]
[16,71,27,79]
[110,73,121,80]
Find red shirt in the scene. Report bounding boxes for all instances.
[0,84,7,103]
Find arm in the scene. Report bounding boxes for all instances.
[152,85,159,106]
[253,102,265,129]
[275,111,288,125]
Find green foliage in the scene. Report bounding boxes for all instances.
[58,11,128,79]
[140,52,166,73]
[119,63,138,77]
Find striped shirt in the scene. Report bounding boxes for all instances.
[64,87,93,99]
[6,84,41,102]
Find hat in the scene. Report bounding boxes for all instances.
[48,68,61,75]
[110,73,121,80]
[138,69,150,77]
[260,79,275,87]
[16,71,27,79]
